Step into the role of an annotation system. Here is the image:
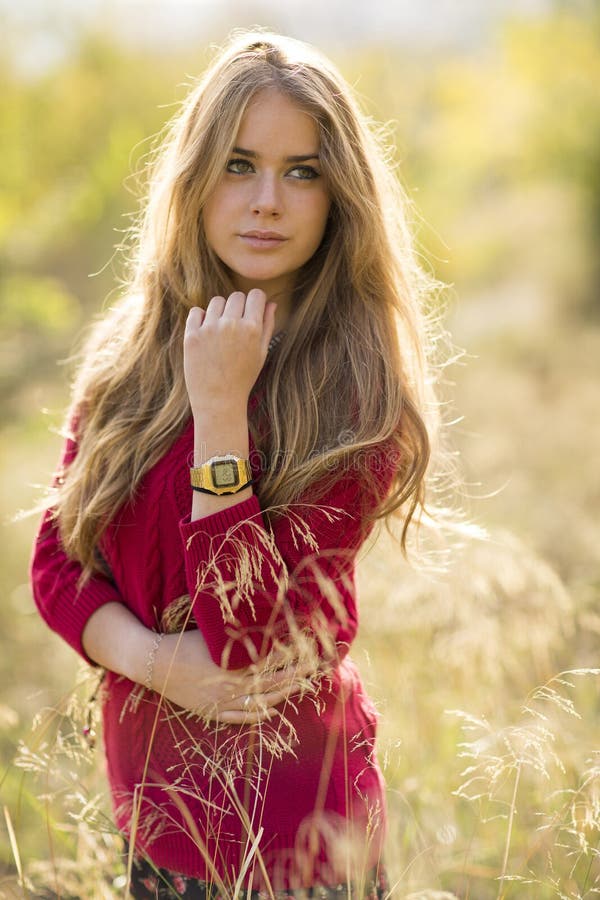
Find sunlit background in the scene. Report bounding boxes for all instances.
[1,1,599,896]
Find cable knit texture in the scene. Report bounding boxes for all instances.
[30,387,397,890]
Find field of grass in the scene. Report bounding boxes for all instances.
[356,323,600,897]
[1,316,598,898]
[1,6,599,896]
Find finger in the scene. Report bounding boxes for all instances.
[252,647,290,671]
[229,688,298,713]
[221,291,246,319]
[294,658,320,680]
[218,707,277,726]
[234,658,316,698]
[203,295,226,324]
[258,688,300,707]
[186,306,205,333]
[251,644,314,672]
[243,288,267,323]
[251,666,304,694]
[258,664,314,693]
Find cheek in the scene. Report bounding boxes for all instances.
[202,187,235,240]
[201,202,216,243]
[305,198,331,247]
[203,208,227,252]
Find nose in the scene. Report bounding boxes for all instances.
[250,173,282,218]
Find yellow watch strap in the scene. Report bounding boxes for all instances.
[189,456,253,494]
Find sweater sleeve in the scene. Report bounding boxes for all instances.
[179,444,397,669]
[30,431,125,664]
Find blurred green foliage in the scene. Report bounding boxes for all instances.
[0,10,598,398]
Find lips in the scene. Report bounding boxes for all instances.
[242,230,287,240]
[239,230,288,248]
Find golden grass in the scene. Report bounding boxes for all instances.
[2,325,599,897]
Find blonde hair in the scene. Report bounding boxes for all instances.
[55,30,445,576]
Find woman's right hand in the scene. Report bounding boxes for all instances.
[82,603,313,725]
[152,629,309,725]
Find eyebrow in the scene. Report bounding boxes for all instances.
[232,146,320,162]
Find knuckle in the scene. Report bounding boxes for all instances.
[183,333,199,351]
[242,318,261,338]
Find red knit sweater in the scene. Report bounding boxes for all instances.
[30,390,396,890]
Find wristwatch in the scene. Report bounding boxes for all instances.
[190,454,254,496]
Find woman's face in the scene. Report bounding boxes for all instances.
[202,88,331,302]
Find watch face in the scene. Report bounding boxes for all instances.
[211,459,239,488]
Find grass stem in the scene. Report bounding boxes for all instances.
[497,763,521,900]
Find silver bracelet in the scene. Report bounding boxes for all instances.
[145,632,164,692]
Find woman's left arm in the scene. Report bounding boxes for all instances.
[182,289,397,670]
[181,446,396,671]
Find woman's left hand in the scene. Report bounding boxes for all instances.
[184,289,277,415]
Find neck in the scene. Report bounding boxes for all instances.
[230,277,293,333]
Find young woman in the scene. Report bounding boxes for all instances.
[31,31,438,899]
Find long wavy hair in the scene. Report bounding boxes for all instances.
[54,30,446,577]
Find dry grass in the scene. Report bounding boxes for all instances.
[5,519,599,898]
[1,325,599,897]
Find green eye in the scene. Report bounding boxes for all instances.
[226,158,253,174]
[289,166,319,180]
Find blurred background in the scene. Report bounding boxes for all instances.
[1,0,599,896]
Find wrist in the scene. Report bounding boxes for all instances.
[191,396,249,420]
[144,632,164,692]
[124,625,159,686]
[82,603,151,681]
[192,414,250,469]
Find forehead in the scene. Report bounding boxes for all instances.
[235,88,320,156]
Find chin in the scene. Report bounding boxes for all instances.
[231,269,292,291]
